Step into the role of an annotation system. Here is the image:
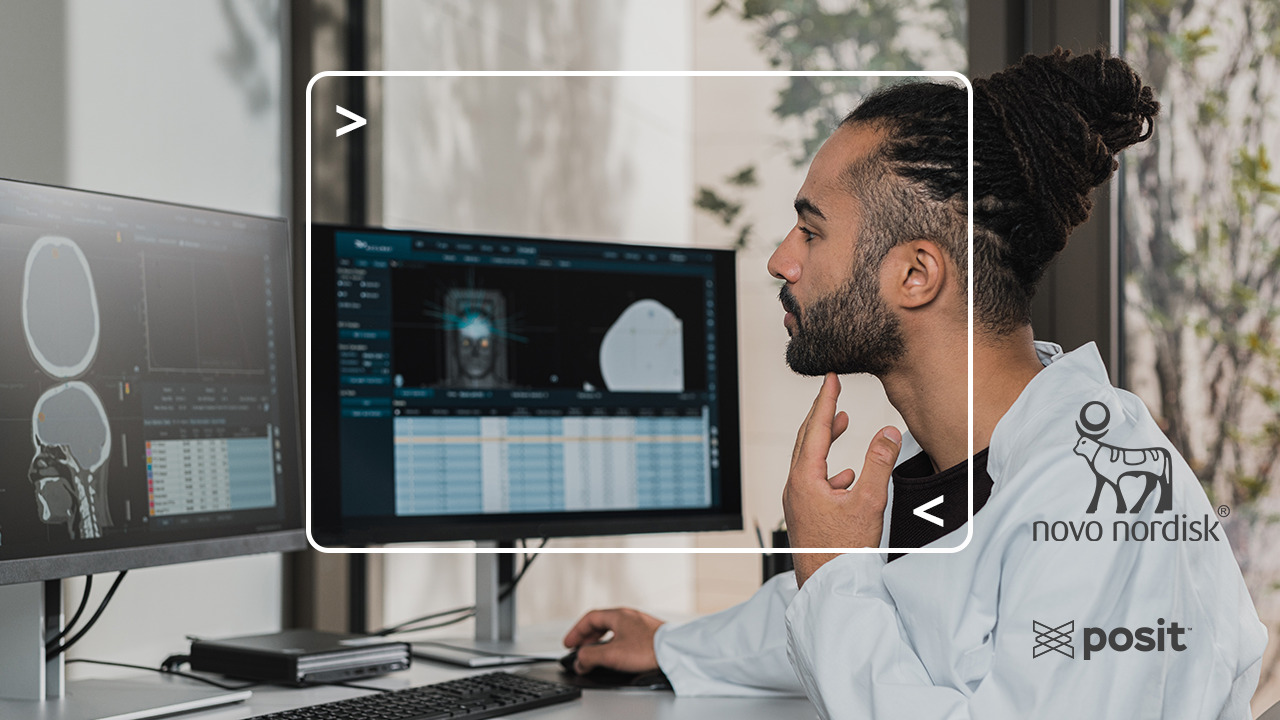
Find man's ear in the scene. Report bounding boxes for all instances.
[884,240,947,309]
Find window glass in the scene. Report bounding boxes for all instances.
[1123,0,1280,698]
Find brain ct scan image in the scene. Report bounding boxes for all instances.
[443,288,511,389]
[389,258,707,395]
[599,299,684,392]
[30,382,112,539]
[20,237,111,539]
[22,236,100,378]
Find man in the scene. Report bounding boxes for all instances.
[564,49,1266,718]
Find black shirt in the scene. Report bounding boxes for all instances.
[887,449,993,562]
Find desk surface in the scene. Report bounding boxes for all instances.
[184,661,816,720]
[28,623,814,719]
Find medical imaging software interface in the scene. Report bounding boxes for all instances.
[334,231,726,518]
[0,181,295,559]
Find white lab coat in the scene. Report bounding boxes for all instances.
[654,342,1267,719]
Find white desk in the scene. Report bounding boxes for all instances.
[30,622,815,719]
[184,661,816,719]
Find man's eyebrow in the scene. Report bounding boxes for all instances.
[794,197,826,222]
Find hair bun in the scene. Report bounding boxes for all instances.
[1037,47,1158,160]
[974,47,1159,254]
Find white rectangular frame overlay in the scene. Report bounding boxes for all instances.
[305,70,973,555]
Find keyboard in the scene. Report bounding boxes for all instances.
[250,671,582,719]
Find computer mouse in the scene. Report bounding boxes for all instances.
[559,648,581,674]
[557,648,672,690]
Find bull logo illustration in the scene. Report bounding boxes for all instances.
[1072,401,1172,514]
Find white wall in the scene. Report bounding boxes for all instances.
[381,0,692,244]
[0,3,67,185]
[66,0,284,215]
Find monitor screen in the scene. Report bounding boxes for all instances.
[309,224,742,544]
[0,179,303,584]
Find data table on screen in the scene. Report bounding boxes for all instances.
[146,437,277,517]
[392,414,710,517]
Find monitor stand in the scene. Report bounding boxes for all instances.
[410,541,557,668]
[474,541,516,643]
[0,581,251,720]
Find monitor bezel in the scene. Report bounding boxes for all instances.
[0,530,307,586]
[309,222,744,544]
[0,177,307,585]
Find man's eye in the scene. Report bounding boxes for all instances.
[799,226,816,241]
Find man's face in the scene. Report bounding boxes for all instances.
[767,124,905,377]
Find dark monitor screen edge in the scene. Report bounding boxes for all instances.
[0,529,307,586]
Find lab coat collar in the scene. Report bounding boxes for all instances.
[893,339,1067,476]
[881,339,1078,546]
[987,340,1114,494]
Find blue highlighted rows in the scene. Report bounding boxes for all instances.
[390,416,708,516]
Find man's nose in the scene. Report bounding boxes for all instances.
[768,231,803,283]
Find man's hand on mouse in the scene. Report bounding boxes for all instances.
[783,373,902,588]
[562,607,664,674]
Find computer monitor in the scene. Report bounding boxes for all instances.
[308,224,742,547]
[308,223,742,655]
[0,178,305,714]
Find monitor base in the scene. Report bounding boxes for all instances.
[0,677,251,720]
[411,639,555,668]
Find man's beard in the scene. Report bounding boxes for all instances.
[780,252,905,377]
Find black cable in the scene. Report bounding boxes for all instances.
[375,538,547,636]
[46,570,127,659]
[499,538,547,601]
[384,609,477,636]
[66,658,259,692]
[45,575,93,651]
[374,605,475,637]
[162,653,190,673]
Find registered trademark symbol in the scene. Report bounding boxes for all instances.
[1217,505,1230,518]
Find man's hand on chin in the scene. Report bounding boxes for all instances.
[783,373,902,588]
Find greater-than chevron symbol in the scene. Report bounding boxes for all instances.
[336,105,367,138]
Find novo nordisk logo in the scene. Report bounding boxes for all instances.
[1032,402,1222,543]
[1034,619,1190,660]
[1073,401,1172,514]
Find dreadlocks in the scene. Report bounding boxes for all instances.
[837,48,1159,334]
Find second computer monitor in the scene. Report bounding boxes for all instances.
[309,224,741,544]
[0,178,304,585]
